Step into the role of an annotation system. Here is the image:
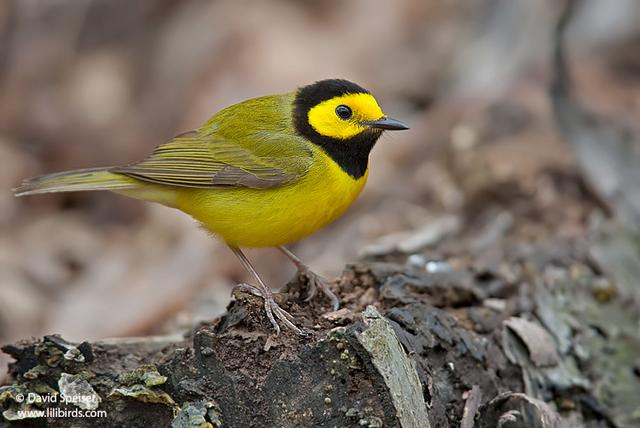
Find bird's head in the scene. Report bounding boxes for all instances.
[293,79,408,178]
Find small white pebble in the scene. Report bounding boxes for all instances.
[426,260,453,273]
[407,254,428,267]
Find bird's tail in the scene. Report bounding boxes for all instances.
[13,167,138,196]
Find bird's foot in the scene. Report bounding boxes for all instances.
[297,268,340,311]
[232,283,302,335]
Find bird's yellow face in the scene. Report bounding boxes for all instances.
[293,79,408,179]
[307,93,384,140]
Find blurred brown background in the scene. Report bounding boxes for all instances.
[2,0,640,378]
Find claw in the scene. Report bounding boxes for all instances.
[233,283,262,298]
[304,279,318,302]
[277,246,341,311]
[300,269,340,311]
[231,283,302,335]
[229,246,303,335]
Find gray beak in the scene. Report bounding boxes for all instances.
[363,116,409,131]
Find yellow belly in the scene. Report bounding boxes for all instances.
[173,148,368,248]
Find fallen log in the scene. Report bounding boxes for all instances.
[2,232,638,427]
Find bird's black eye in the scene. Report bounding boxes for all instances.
[335,105,353,120]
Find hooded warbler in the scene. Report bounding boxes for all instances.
[14,79,409,334]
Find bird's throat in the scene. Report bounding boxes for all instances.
[313,131,381,179]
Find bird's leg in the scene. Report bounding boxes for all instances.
[277,246,340,311]
[229,246,301,335]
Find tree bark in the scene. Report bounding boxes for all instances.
[3,231,638,427]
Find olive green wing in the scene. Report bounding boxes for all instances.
[112,130,312,189]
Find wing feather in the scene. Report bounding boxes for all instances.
[112,130,312,189]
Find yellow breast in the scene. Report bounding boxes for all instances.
[174,146,368,248]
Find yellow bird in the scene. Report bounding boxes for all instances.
[14,79,409,334]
